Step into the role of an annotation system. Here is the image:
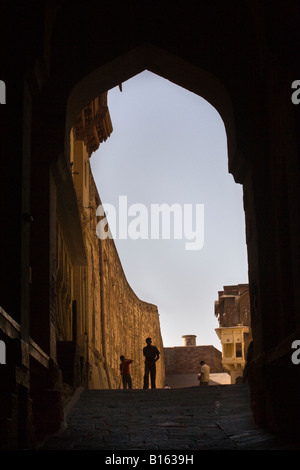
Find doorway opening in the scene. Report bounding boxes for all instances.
[64,47,251,389]
[90,71,248,350]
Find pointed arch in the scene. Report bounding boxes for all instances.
[65,44,238,178]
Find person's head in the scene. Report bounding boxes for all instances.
[120,355,125,362]
[200,360,205,365]
[146,337,152,345]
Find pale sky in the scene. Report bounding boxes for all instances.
[90,71,248,350]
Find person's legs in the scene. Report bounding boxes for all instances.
[150,363,156,388]
[143,363,150,389]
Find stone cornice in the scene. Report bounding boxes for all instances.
[73,92,113,157]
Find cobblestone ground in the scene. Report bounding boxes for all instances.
[39,384,298,453]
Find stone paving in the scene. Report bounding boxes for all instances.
[39,384,299,452]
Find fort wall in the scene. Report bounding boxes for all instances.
[58,108,165,392]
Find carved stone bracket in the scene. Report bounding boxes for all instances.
[73,93,113,157]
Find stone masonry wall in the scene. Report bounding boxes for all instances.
[100,230,165,389]
[88,171,165,390]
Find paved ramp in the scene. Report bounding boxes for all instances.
[165,372,231,388]
[39,384,294,451]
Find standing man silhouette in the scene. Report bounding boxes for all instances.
[143,337,160,389]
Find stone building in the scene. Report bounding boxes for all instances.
[1,0,300,447]
[215,284,252,384]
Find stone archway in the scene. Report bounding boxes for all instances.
[40,3,300,437]
[59,41,299,441]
